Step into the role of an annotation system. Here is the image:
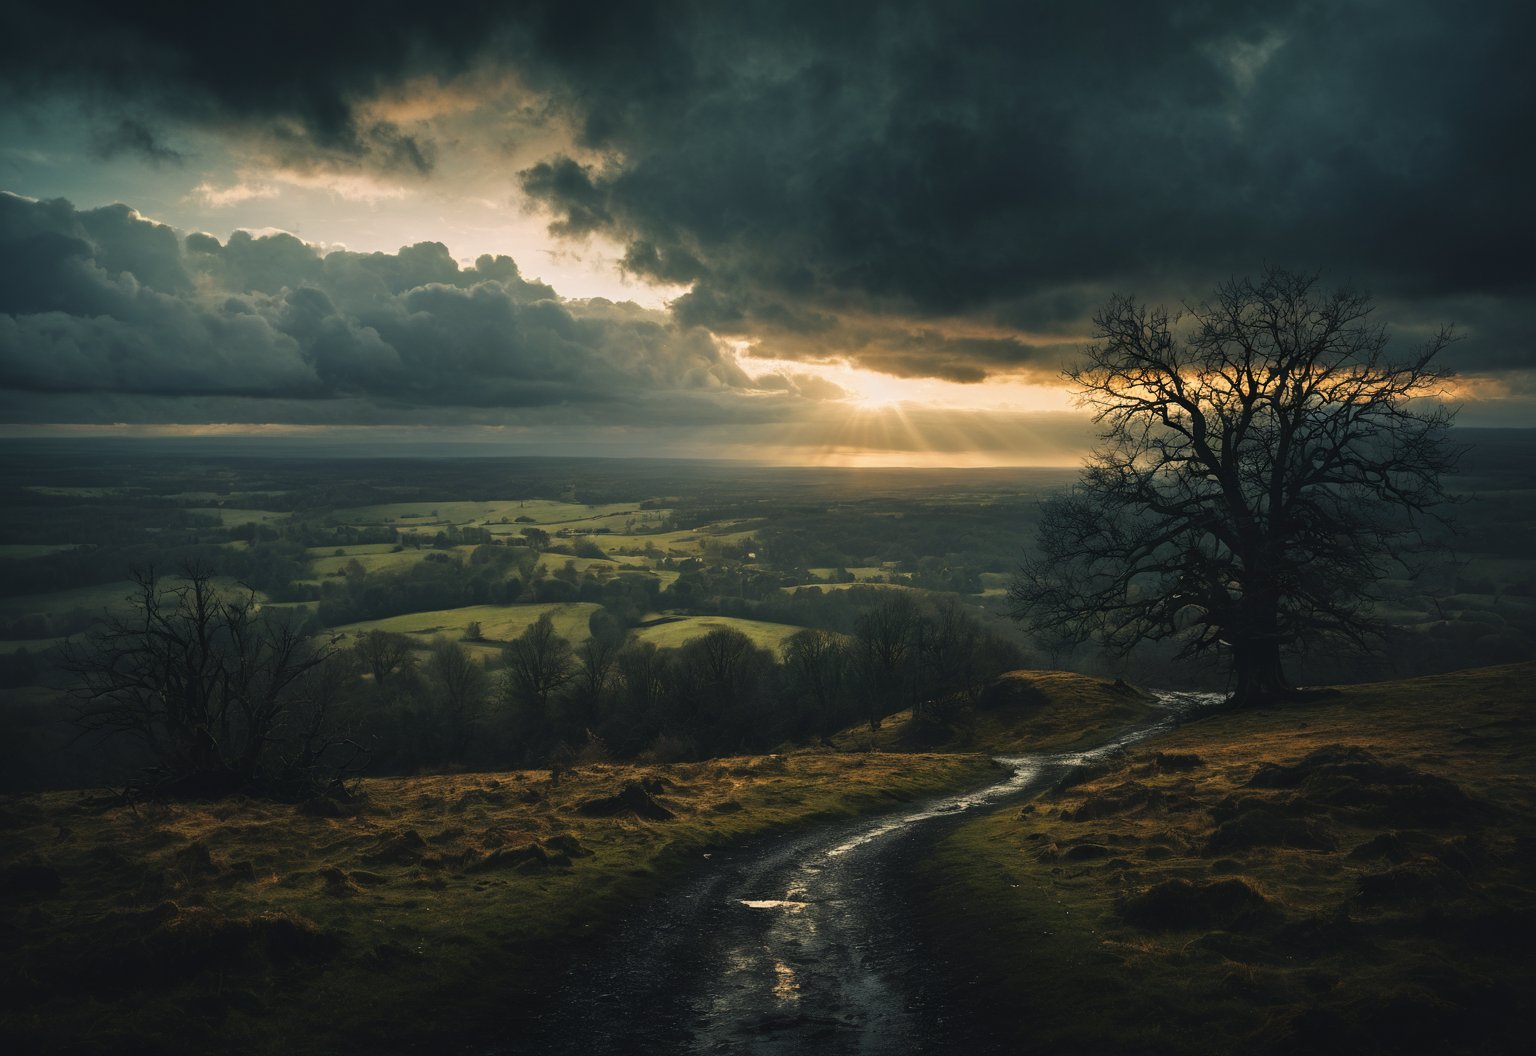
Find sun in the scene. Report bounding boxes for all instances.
[846,373,915,409]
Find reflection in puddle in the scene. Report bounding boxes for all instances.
[740,899,810,911]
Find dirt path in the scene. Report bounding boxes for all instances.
[492,692,1219,1055]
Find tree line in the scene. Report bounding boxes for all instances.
[54,567,1022,798]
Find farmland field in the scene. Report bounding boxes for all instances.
[331,602,601,649]
[630,615,809,654]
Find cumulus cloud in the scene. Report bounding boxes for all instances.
[0,192,792,425]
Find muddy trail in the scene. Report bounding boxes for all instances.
[491,692,1219,1056]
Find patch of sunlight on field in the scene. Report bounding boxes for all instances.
[534,553,622,575]
[331,602,600,648]
[979,572,1012,596]
[630,616,807,654]
[585,530,707,557]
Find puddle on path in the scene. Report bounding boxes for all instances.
[739,899,811,911]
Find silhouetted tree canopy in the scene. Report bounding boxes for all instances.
[1011,269,1457,703]
[64,566,344,797]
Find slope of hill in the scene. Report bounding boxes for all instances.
[836,669,1173,753]
[0,754,994,1055]
[917,663,1536,1054]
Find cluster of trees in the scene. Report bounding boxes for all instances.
[311,544,537,626]
[326,599,1019,775]
[62,568,352,798]
[58,571,1022,795]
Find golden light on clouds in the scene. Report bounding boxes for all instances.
[748,356,1075,414]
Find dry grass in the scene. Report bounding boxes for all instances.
[842,669,1165,753]
[919,662,1536,1055]
[0,752,991,1055]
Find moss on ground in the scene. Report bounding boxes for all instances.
[918,662,1536,1055]
[0,752,992,1055]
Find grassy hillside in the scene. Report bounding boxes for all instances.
[0,752,995,1055]
[837,669,1170,752]
[331,602,601,651]
[629,614,808,654]
[918,663,1536,1055]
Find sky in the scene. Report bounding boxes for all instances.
[0,1,1532,466]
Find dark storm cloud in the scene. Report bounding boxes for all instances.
[0,192,761,422]
[90,118,186,167]
[0,0,494,173]
[511,1,1536,378]
[1,1,1532,384]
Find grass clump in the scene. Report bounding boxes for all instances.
[917,662,1536,1055]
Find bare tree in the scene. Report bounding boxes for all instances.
[354,629,416,692]
[615,640,669,717]
[574,631,621,703]
[1011,269,1457,703]
[783,628,850,734]
[65,566,333,797]
[912,597,991,722]
[424,638,490,759]
[501,613,577,714]
[852,594,919,730]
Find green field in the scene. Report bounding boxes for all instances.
[785,580,922,594]
[305,544,479,579]
[575,529,707,558]
[533,552,625,575]
[331,602,601,650]
[630,615,807,654]
[331,499,647,530]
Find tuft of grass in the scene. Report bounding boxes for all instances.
[0,752,993,1055]
[916,662,1536,1055]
